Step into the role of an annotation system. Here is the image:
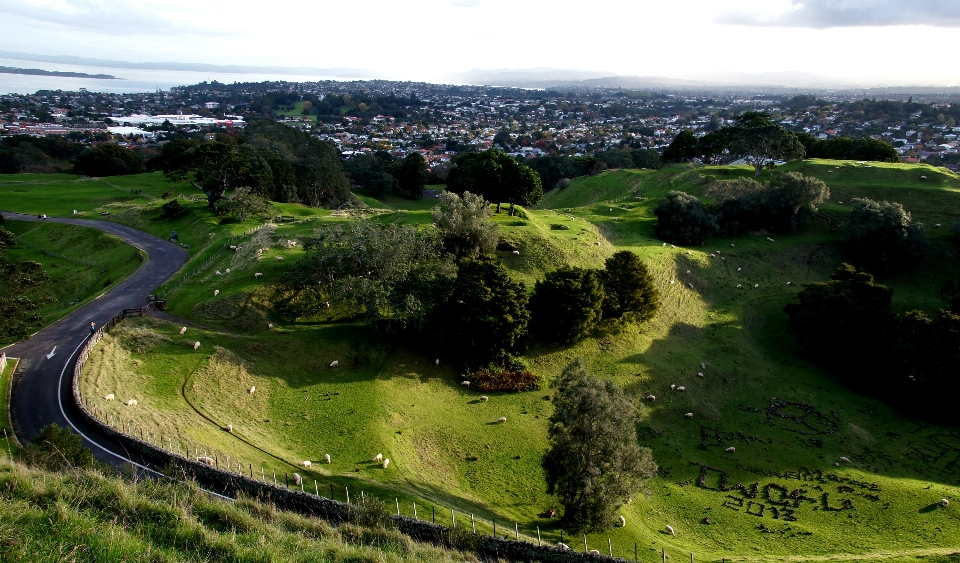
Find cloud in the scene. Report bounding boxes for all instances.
[449,0,480,6]
[0,0,206,35]
[718,0,960,28]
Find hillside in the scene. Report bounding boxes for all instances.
[7,161,960,561]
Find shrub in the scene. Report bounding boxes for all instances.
[469,366,541,392]
[653,190,717,245]
[159,199,187,219]
[20,423,95,471]
[843,198,928,272]
[530,267,605,345]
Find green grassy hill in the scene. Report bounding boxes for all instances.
[8,162,960,561]
[0,459,474,563]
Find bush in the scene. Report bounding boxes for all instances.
[159,199,188,219]
[653,191,717,245]
[468,366,541,392]
[843,198,928,272]
[707,172,829,235]
[530,267,605,345]
[74,143,143,176]
[20,424,95,471]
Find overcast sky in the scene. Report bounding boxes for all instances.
[1,0,959,86]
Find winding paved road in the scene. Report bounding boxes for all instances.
[2,212,188,472]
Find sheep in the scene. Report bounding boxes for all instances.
[126,399,138,406]
[670,384,676,390]
[935,223,942,228]
[330,360,339,368]
[700,362,706,370]
[276,256,284,261]
[512,250,520,256]
[786,281,792,285]
[382,458,390,469]
[293,473,302,486]
[104,393,115,401]
[214,289,220,296]
[589,550,600,555]
[198,456,215,466]
[686,270,691,274]
[754,284,759,288]
[725,447,736,453]
[767,237,775,242]
[435,358,440,366]
[921,175,928,180]
[730,243,735,247]
[737,267,741,272]
[617,515,626,527]
[737,284,742,288]
[676,386,686,392]
[225,268,231,274]
[557,542,570,551]
[373,453,383,462]
[267,323,274,330]
[716,250,721,254]
[248,386,256,394]
[216,270,222,275]
[721,257,726,260]
[662,242,666,246]
[254,272,263,278]
[697,372,704,377]
[646,395,656,401]
[180,326,187,335]
[461,380,470,387]
[687,282,694,289]
[710,253,715,258]
[595,241,601,245]
[496,417,507,423]
[480,396,489,402]
[838,201,843,204]
[670,280,675,285]
[839,456,851,463]
[324,454,331,463]
[684,413,693,419]
[225,424,233,432]
[229,245,237,251]
[193,341,201,350]
[302,460,312,467]
[942,498,950,507]
[665,525,676,535]
[670,245,676,248]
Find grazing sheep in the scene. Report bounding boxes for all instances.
[225,269,231,274]
[248,386,256,394]
[662,243,666,247]
[726,447,736,453]
[786,281,792,285]
[512,250,520,256]
[462,380,471,387]
[828,170,833,173]
[670,280,675,285]
[267,323,274,330]
[935,224,942,228]
[180,327,187,335]
[496,417,507,423]
[710,253,715,258]
[435,358,440,366]
[665,525,676,535]
[737,267,741,272]
[687,282,694,289]
[676,386,685,392]
[589,550,600,555]
[557,542,570,551]
[737,284,742,288]
[481,396,489,402]
[104,393,115,401]
[324,454,331,463]
[595,241,601,245]
[617,515,626,527]
[670,245,676,248]
[293,473,302,486]
[684,413,693,419]
[698,372,704,377]
[839,456,851,463]
[700,362,706,370]
[686,270,691,274]
[126,399,138,406]
[214,290,220,296]
[229,245,237,251]
[838,201,843,204]
[303,460,312,467]
[646,395,656,401]
[721,257,726,260]
[767,237,775,242]
[670,384,676,390]
[330,360,339,368]
[374,453,383,462]
[254,272,263,278]
[225,424,233,432]
[921,175,928,180]
[942,498,950,507]
[730,243,735,247]
[216,270,222,275]
[382,458,390,469]
[754,284,759,288]
[193,341,201,350]
[198,456,215,466]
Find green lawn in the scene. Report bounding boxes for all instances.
[0,359,16,450]
[12,163,960,560]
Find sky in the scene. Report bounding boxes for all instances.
[1,0,960,87]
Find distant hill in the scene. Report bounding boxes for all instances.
[0,65,117,80]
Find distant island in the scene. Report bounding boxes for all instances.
[0,66,119,80]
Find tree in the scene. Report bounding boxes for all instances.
[601,251,659,322]
[432,191,499,259]
[653,191,718,245]
[394,152,428,198]
[439,258,529,367]
[843,198,928,272]
[159,199,188,219]
[729,112,806,177]
[217,187,272,222]
[446,149,543,215]
[662,131,700,163]
[529,267,605,344]
[493,129,512,147]
[73,142,143,176]
[0,227,53,338]
[697,130,732,164]
[21,424,95,471]
[542,359,656,531]
[707,172,829,235]
[343,153,399,197]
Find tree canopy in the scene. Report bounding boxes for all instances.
[432,191,499,259]
[601,251,659,323]
[529,267,605,345]
[653,191,718,245]
[843,198,928,272]
[446,149,543,215]
[729,112,806,178]
[73,142,143,177]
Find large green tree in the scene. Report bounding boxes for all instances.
[446,149,543,215]
[432,191,499,259]
[662,131,700,163]
[542,359,657,531]
[843,198,928,272]
[0,226,53,339]
[529,267,605,345]
[73,142,143,177]
[729,112,806,177]
[601,251,659,322]
[653,191,717,245]
[394,152,428,199]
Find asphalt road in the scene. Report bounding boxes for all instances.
[2,212,188,472]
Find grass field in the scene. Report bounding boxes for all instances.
[8,162,960,560]
[0,359,16,449]
[0,220,143,347]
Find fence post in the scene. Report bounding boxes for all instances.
[515,522,518,540]
[345,487,349,504]
[316,481,319,496]
[451,509,455,528]
[331,484,334,499]
[609,538,613,557]
[662,547,666,563]
[584,535,588,553]
[413,502,418,520]
[432,506,435,523]
[690,553,694,563]
[493,519,496,536]
[396,498,400,515]
[273,470,276,485]
[635,543,638,562]
[537,526,541,546]
[472,514,476,533]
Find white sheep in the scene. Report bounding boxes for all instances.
[670,280,675,285]
[684,413,693,419]
[179,326,187,335]
[198,456,215,466]
[726,447,736,453]
[382,458,390,469]
[754,284,759,288]
[373,453,383,462]
[512,250,520,256]
[942,498,950,507]
[267,323,274,330]
[646,395,656,401]
[839,456,851,463]
[248,386,256,394]
[330,360,339,368]
[126,399,138,406]
[786,281,792,285]
[254,273,263,278]
[293,473,302,486]
[216,270,222,275]
[697,372,704,377]
[617,515,626,527]
[737,267,741,272]
[435,358,440,366]
[670,245,676,248]
[670,384,676,390]
[480,396,489,402]
[229,245,237,251]
[665,525,676,535]
[214,289,220,296]
[303,460,312,467]
[589,550,600,555]
[767,237,775,242]
[921,175,928,180]
[595,241,601,245]
[662,243,666,246]
[324,454,331,463]
[225,268,231,274]
[461,380,470,387]
[935,224,942,228]
[737,284,742,288]
[730,243,735,247]
[104,393,115,401]
[686,270,691,274]
[225,424,233,432]
[193,341,201,350]
[687,282,694,289]
[676,386,685,392]
[496,417,507,423]
[557,542,570,551]
[276,256,284,261]
[700,362,706,370]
